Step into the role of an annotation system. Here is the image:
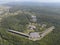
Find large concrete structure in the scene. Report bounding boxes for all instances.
[8,26,55,41]
[40,26,55,40]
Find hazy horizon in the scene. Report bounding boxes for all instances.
[0,0,60,4]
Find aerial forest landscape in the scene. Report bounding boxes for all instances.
[0,0,60,45]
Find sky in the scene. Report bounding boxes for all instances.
[0,0,60,4]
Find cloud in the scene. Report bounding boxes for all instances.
[0,0,60,3]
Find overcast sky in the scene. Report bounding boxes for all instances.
[0,0,60,4]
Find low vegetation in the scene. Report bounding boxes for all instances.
[0,5,60,45]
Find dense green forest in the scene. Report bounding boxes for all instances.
[0,3,60,45]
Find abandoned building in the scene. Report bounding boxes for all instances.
[28,25,36,30]
[30,15,37,22]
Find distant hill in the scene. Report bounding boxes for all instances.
[3,2,60,7]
